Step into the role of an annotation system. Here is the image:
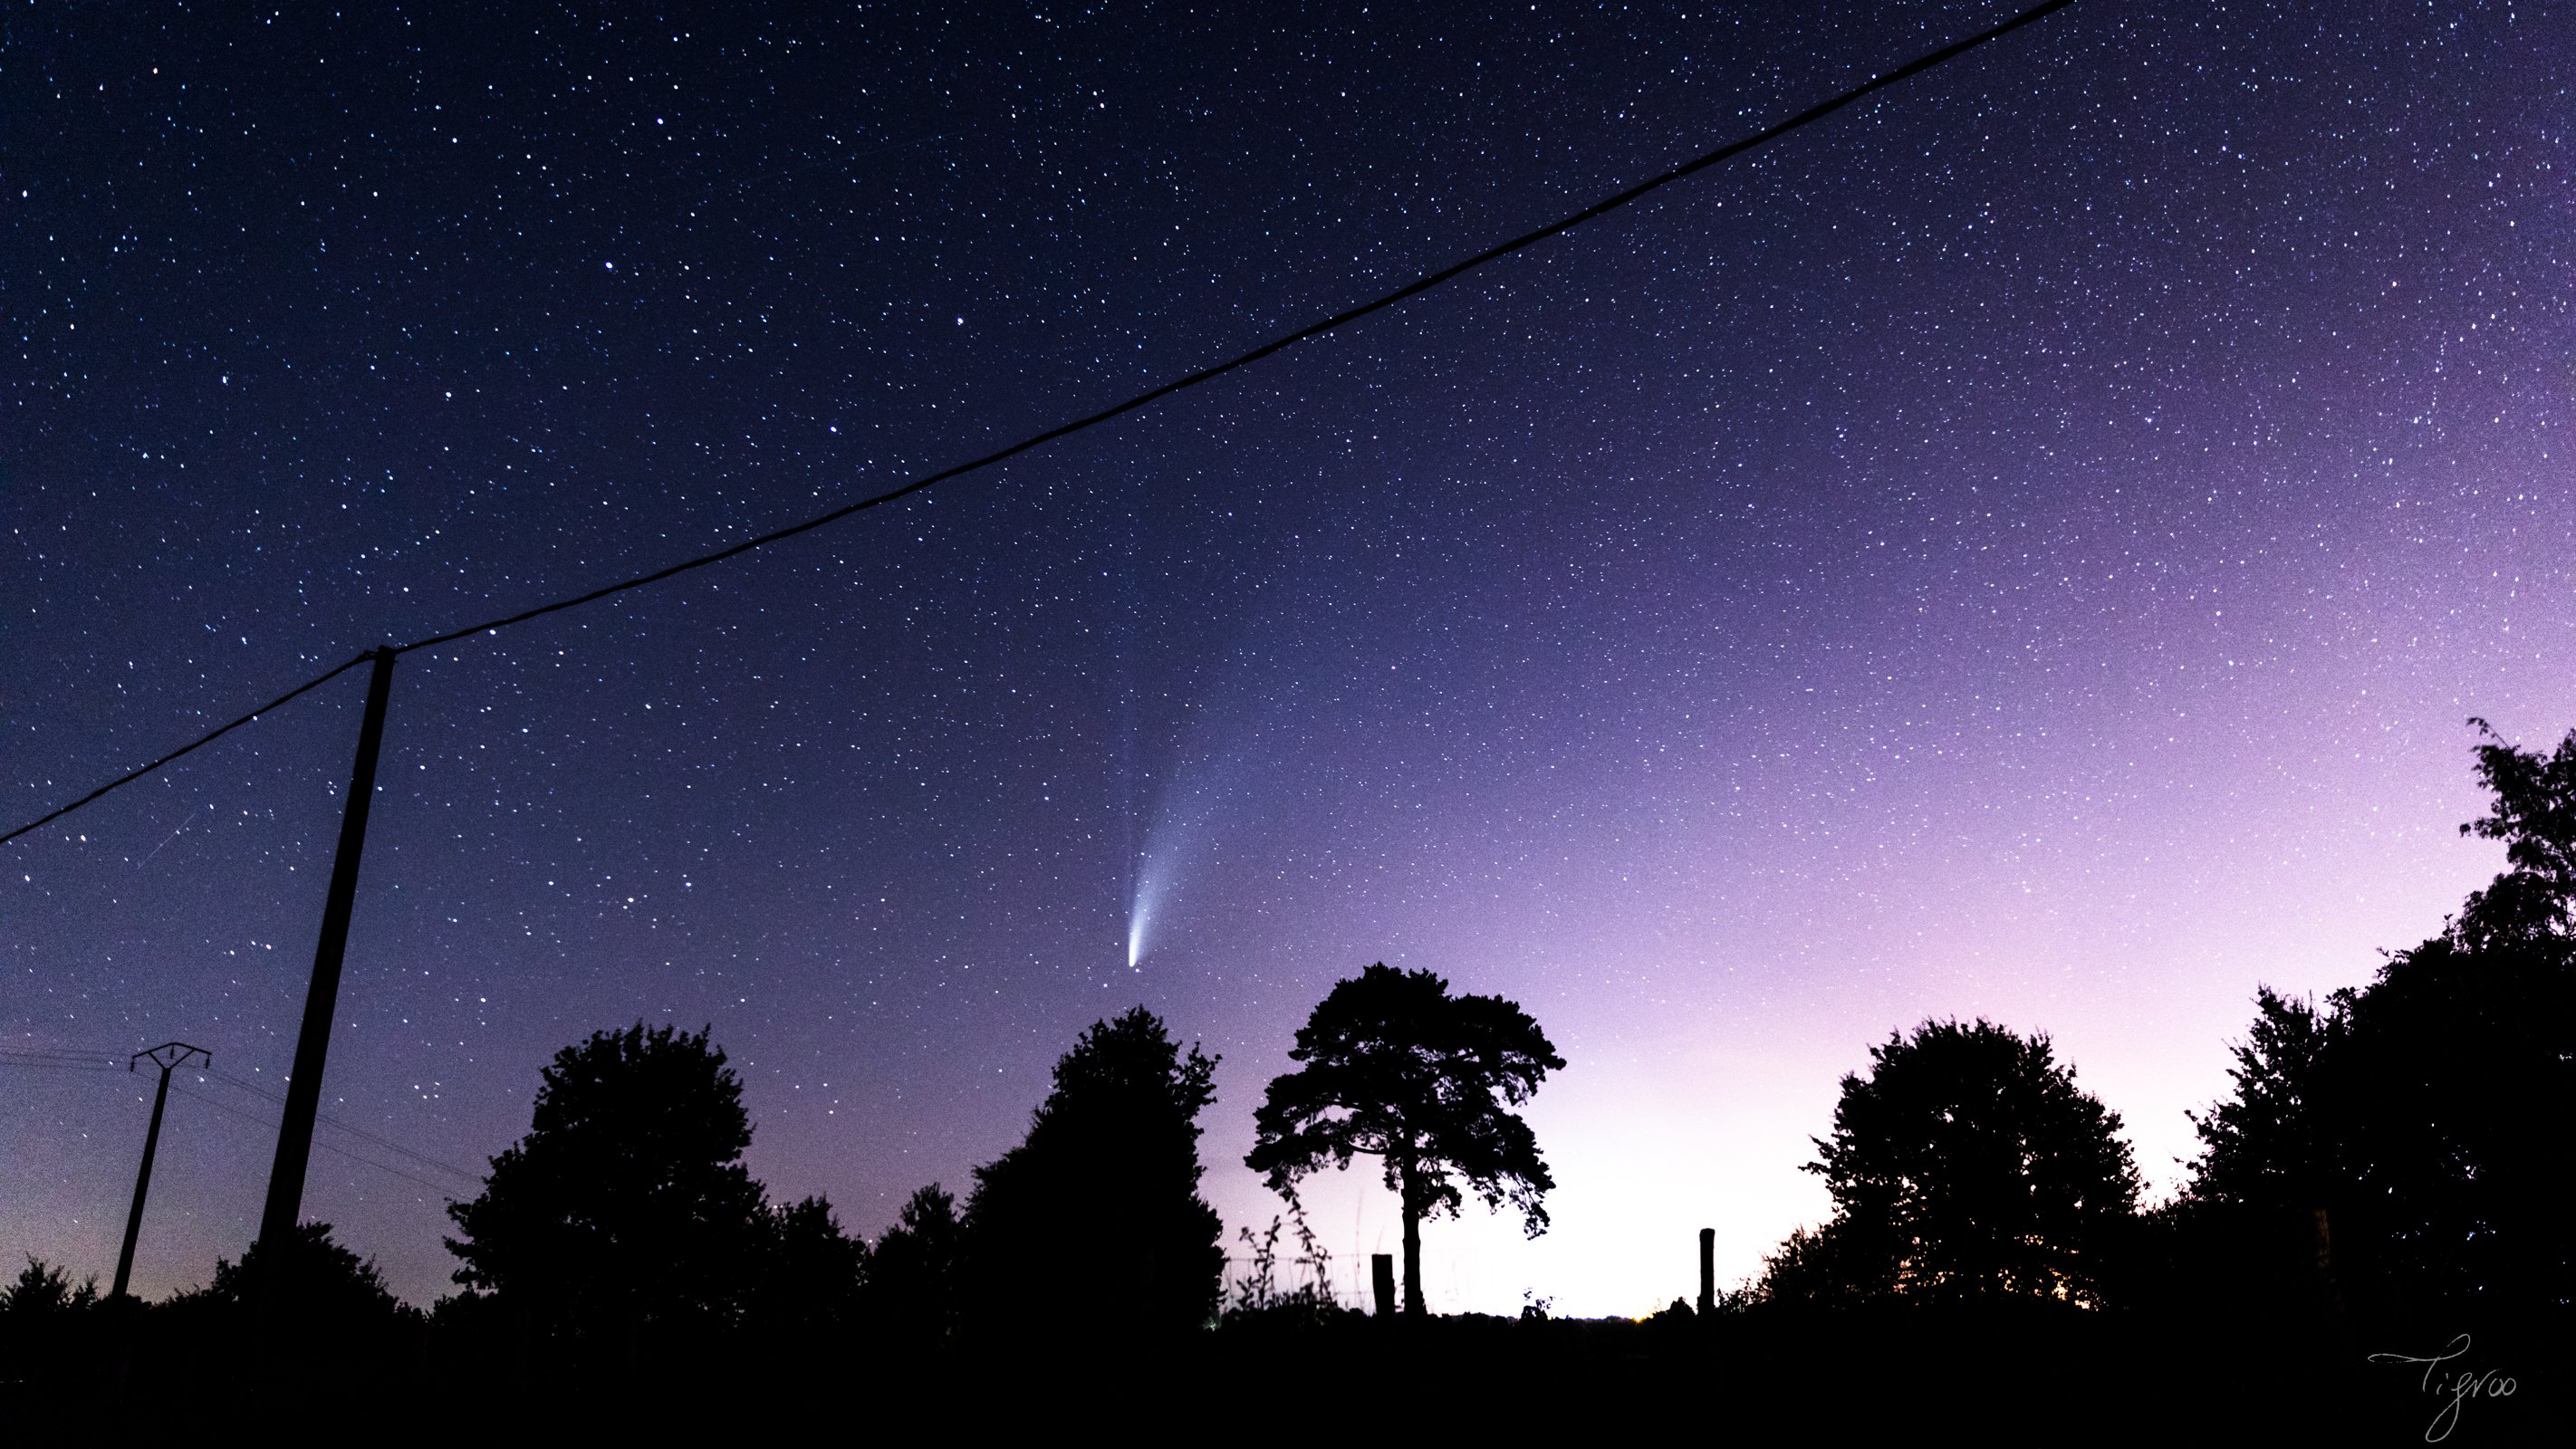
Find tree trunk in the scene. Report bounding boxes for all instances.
[1399,1157,1425,1316]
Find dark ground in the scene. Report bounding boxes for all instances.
[14,1301,2563,1442]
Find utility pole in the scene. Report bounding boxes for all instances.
[256,646,398,1250]
[111,1041,210,1300]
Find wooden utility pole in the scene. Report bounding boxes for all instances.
[1698,1227,1716,1315]
[257,646,397,1249]
[111,1041,210,1300]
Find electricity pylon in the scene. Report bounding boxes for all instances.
[113,1040,211,1300]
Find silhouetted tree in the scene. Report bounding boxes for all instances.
[2453,716,2576,948]
[864,1183,961,1348]
[1765,1019,2139,1308]
[2355,724,2571,1318]
[1754,1224,1870,1310]
[746,1195,869,1351]
[2187,986,2343,1213]
[2181,721,2574,1318]
[445,1022,769,1348]
[207,1221,406,1322]
[963,1007,1223,1339]
[2,1257,97,1318]
[0,1257,101,1383]
[2326,933,2568,1316]
[2167,986,2352,1313]
[141,1222,418,1381]
[1246,964,1564,1316]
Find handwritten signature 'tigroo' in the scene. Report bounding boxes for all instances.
[2368,1334,2518,1443]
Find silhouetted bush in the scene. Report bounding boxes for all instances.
[1219,1209,1352,1334]
[120,1222,424,1394]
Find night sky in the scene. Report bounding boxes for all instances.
[5,1,2569,1317]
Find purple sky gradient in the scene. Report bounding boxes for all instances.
[5,1,2569,1314]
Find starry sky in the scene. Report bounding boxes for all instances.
[5,1,2569,1317]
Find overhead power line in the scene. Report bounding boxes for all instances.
[0,653,370,847]
[165,1079,466,1199]
[0,0,2078,849]
[2,1047,483,1186]
[1,1044,476,1198]
[0,1046,128,1062]
[204,1064,484,1185]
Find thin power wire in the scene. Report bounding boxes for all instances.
[0,1051,484,1185]
[165,1080,463,1200]
[0,0,2077,847]
[208,1071,482,1184]
[395,0,2073,655]
[202,1065,484,1184]
[0,651,370,848]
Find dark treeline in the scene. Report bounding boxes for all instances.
[2158,720,2571,1330]
[0,1006,1241,1406]
[1719,721,2570,1435]
[1754,721,2571,1336]
[434,1003,1238,1379]
[3,724,2567,1431]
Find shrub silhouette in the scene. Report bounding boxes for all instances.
[207,1219,407,1323]
[1222,1207,1347,1331]
[140,1222,419,1386]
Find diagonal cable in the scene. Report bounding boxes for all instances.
[3,0,2077,846]
[396,0,2073,654]
[203,1065,484,1184]
[1,652,371,848]
[165,1080,465,1200]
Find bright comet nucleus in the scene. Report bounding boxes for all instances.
[1126,871,1160,971]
